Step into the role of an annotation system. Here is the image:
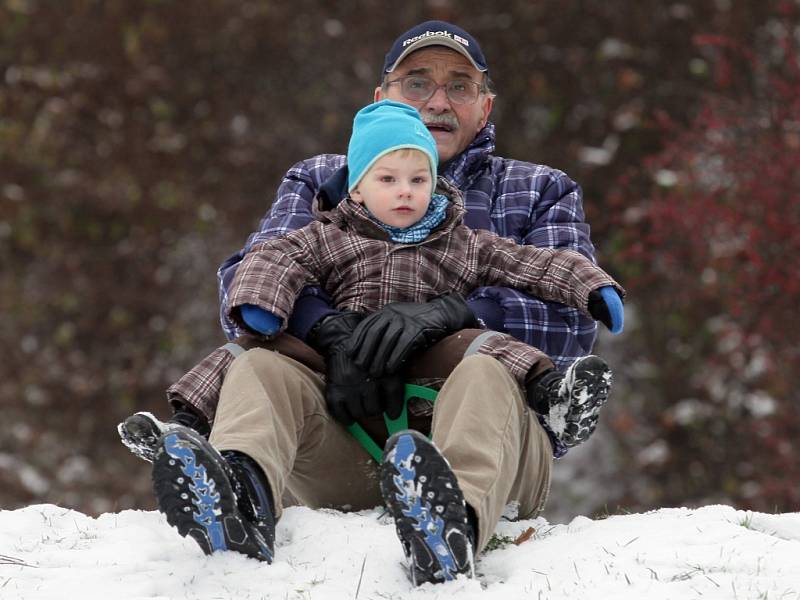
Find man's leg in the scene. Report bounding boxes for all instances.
[208,348,383,518]
[431,354,552,552]
[152,348,383,562]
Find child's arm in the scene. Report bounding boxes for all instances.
[473,230,625,331]
[225,222,329,335]
[216,158,346,340]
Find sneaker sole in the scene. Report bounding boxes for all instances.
[118,412,167,463]
[380,430,474,585]
[152,427,273,562]
[559,355,612,447]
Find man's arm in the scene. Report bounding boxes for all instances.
[217,154,346,340]
[467,168,599,370]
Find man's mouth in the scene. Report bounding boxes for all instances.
[423,116,458,134]
[426,123,454,133]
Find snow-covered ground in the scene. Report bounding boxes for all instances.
[1,503,798,599]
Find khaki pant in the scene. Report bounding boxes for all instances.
[209,348,552,552]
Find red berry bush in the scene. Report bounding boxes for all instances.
[610,6,800,511]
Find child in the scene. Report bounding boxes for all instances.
[124,100,624,580]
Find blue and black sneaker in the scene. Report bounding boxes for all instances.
[151,425,275,562]
[380,430,475,585]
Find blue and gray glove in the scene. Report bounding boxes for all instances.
[587,286,624,334]
[240,304,283,335]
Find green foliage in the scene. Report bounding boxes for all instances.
[482,534,517,553]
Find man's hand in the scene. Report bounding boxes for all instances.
[587,286,624,334]
[345,293,478,377]
[309,312,404,426]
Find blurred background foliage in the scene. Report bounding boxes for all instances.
[1,0,798,518]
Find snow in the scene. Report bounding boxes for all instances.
[1,504,798,599]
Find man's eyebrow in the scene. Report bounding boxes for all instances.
[405,66,476,80]
[448,69,475,79]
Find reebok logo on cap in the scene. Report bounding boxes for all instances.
[402,30,471,48]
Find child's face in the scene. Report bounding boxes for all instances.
[351,150,432,229]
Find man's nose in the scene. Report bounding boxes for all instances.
[423,85,451,112]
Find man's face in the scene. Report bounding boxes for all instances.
[375,47,493,163]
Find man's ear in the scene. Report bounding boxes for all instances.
[478,94,494,129]
[374,86,383,102]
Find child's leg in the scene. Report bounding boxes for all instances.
[431,353,553,553]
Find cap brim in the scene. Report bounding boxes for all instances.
[385,37,488,73]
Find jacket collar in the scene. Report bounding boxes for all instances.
[440,121,496,187]
[316,165,349,210]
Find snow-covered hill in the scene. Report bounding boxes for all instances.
[0,503,798,599]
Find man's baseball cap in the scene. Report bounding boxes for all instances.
[382,20,489,75]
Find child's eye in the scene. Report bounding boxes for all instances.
[412,176,428,184]
[380,175,395,183]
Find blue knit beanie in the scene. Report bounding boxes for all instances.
[347,100,438,192]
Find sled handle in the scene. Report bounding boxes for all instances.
[347,384,438,463]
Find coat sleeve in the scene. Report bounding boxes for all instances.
[466,170,602,369]
[474,230,624,316]
[216,155,344,339]
[225,223,329,334]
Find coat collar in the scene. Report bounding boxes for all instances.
[440,121,496,187]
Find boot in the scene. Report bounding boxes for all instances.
[151,425,275,562]
[380,430,475,585]
[118,407,210,463]
[526,355,612,448]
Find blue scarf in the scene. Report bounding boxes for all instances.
[372,193,450,243]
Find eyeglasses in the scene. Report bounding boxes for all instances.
[384,75,485,105]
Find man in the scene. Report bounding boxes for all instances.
[139,20,617,586]
[217,22,597,369]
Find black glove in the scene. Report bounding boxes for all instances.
[309,312,404,426]
[345,293,478,377]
